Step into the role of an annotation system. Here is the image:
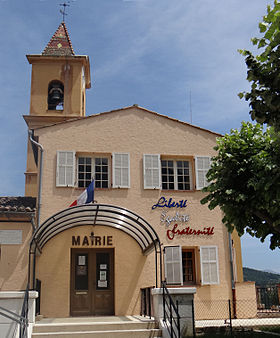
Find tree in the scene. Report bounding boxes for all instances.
[201,2,280,249]
[201,2,280,248]
[201,122,280,249]
[239,1,280,130]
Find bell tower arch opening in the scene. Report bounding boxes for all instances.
[48,80,64,111]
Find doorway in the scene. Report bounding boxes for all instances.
[70,248,114,316]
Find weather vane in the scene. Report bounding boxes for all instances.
[60,2,70,22]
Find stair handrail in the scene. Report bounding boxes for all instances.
[162,281,181,338]
[0,305,28,325]
[140,286,155,318]
[19,286,29,338]
[0,286,29,338]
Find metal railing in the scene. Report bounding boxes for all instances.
[140,286,154,318]
[195,298,280,336]
[162,281,181,338]
[256,285,280,312]
[19,287,29,338]
[0,287,29,338]
[35,279,41,315]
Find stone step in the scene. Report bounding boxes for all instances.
[32,328,162,338]
[32,321,158,333]
[31,316,162,338]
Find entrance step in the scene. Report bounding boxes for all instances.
[32,316,162,338]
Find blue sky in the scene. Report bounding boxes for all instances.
[0,0,280,273]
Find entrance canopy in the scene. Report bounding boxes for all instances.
[31,204,160,255]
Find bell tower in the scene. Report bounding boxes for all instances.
[24,22,91,128]
[24,22,91,196]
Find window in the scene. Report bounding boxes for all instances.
[112,153,130,188]
[164,246,183,285]
[56,151,75,187]
[195,156,211,190]
[161,159,193,190]
[182,249,196,285]
[143,154,211,190]
[200,246,219,285]
[95,158,109,188]
[57,151,130,189]
[143,154,161,189]
[78,157,92,188]
[164,245,219,286]
[78,157,109,188]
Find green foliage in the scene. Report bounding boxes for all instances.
[201,122,280,249]
[239,1,280,130]
[243,267,280,286]
[203,3,280,250]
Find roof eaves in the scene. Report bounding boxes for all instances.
[0,197,36,213]
[32,105,222,137]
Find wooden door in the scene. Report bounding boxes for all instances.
[70,248,114,316]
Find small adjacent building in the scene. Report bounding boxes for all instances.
[0,22,256,321]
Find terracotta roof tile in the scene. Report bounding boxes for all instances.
[33,105,222,137]
[0,197,36,213]
[42,22,75,56]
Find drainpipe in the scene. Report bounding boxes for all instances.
[228,232,237,318]
[29,130,44,228]
[30,213,36,233]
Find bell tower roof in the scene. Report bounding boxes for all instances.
[42,22,75,56]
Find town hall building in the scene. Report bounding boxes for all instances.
[0,21,257,337]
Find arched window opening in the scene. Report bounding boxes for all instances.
[48,81,64,110]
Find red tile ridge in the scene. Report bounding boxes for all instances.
[42,21,75,56]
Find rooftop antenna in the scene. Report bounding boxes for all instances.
[60,1,70,22]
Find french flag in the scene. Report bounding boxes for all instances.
[70,180,94,207]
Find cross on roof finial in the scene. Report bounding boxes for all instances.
[60,2,70,22]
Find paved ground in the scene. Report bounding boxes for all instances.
[196,317,280,328]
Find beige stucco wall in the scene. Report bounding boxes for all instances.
[235,281,257,318]
[231,229,244,282]
[30,106,250,317]
[29,60,84,117]
[36,107,219,222]
[25,138,38,197]
[37,225,154,317]
[0,222,32,291]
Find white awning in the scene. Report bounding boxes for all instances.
[31,204,160,255]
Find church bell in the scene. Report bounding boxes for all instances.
[48,81,64,110]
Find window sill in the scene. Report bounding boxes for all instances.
[166,283,200,287]
[161,189,197,193]
[75,187,111,190]
[152,287,196,295]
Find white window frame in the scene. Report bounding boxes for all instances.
[143,154,161,189]
[77,156,110,189]
[161,159,193,191]
[56,150,75,187]
[200,246,220,285]
[112,153,130,188]
[164,245,183,285]
[195,156,211,190]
